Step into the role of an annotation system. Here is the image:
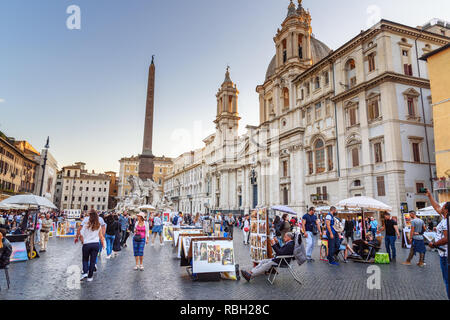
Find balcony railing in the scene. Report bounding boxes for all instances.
[310,193,329,203]
[434,179,450,192]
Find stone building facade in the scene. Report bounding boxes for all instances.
[0,134,38,201]
[164,1,450,223]
[58,162,110,211]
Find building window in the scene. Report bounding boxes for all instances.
[407,97,415,117]
[345,59,356,88]
[404,63,413,76]
[306,82,310,95]
[368,53,376,72]
[315,103,322,120]
[307,151,313,175]
[323,71,329,85]
[416,182,425,194]
[327,145,333,171]
[298,35,303,59]
[352,148,359,167]
[283,87,289,109]
[282,187,289,205]
[314,139,325,173]
[354,179,361,187]
[322,186,328,200]
[282,39,287,63]
[377,176,386,196]
[348,106,358,126]
[374,142,383,163]
[412,142,421,162]
[282,160,288,177]
[368,99,380,121]
[314,76,320,89]
[306,107,312,124]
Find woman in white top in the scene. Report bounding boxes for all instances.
[242,214,250,245]
[80,210,105,281]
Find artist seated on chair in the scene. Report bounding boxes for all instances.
[352,233,380,259]
[241,232,295,282]
[0,228,13,269]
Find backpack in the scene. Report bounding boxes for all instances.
[333,217,344,233]
[293,233,307,266]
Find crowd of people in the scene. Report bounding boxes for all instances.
[0,192,447,298]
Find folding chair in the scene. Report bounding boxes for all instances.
[267,255,301,285]
[0,267,10,290]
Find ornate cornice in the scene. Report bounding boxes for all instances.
[332,72,430,102]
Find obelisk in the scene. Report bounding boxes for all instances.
[138,55,156,181]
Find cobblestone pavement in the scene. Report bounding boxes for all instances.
[0,228,447,300]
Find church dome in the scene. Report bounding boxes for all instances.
[264,36,332,81]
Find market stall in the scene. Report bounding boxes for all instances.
[336,196,392,241]
[0,194,57,260]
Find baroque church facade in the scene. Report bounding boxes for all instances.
[164,0,450,223]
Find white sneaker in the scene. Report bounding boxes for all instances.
[151,243,154,246]
[160,242,164,246]
[106,255,111,259]
[80,273,88,281]
[133,266,139,270]
[87,277,93,282]
[139,265,144,271]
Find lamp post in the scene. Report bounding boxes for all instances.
[39,137,50,197]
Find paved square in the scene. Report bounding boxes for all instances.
[0,229,447,300]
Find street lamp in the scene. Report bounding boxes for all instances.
[39,136,50,197]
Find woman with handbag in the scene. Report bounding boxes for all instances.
[133,212,149,271]
[80,210,105,282]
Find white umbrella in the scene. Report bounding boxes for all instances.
[271,205,297,215]
[139,204,156,211]
[417,203,445,216]
[0,203,11,210]
[336,196,392,211]
[0,194,57,209]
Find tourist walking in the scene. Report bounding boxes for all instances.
[402,211,426,267]
[302,207,322,262]
[225,213,235,238]
[119,211,130,247]
[325,206,340,266]
[193,213,202,228]
[112,214,122,258]
[79,210,105,282]
[426,190,448,299]
[151,212,164,246]
[133,212,149,270]
[344,218,354,244]
[369,217,378,237]
[40,213,53,252]
[242,214,250,245]
[105,214,119,259]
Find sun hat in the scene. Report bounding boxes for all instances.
[137,212,146,218]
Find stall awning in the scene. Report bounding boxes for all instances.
[336,196,392,212]
[271,205,297,215]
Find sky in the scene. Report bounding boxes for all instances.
[1,0,449,173]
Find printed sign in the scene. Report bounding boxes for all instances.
[10,241,28,262]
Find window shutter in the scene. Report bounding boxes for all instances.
[377,176,386,196]
[412,143,420,162]
[408,64,413,76]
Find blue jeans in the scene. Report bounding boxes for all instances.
[82,242,100,278]
[105,234,115,256]
[326,232,339,263]
[305,231,315,259]
[440,256,449,299]
[385,235,396,259]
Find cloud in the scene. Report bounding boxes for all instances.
[0,99,4,103]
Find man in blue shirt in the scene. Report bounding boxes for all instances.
[326,206,340,266]
[302,207,322,262]
[119,211,130,247]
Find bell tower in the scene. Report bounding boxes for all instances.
[274,0,313,69]
[214,67,241,144]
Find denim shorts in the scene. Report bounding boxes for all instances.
[412,239,426,254]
